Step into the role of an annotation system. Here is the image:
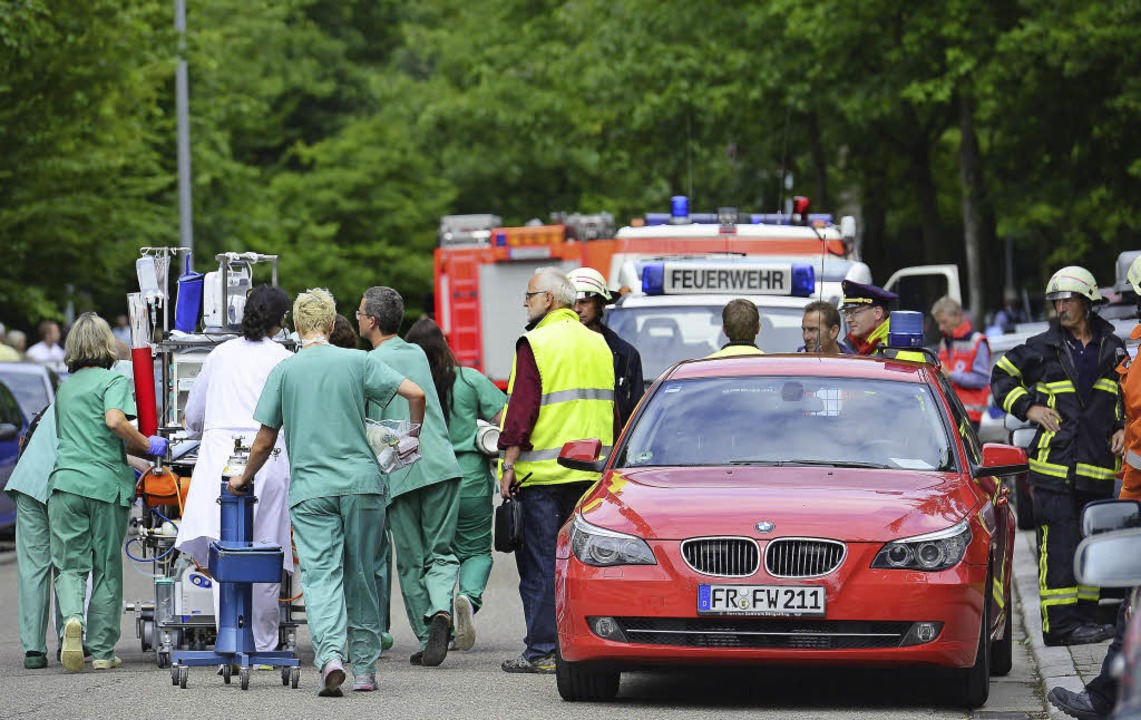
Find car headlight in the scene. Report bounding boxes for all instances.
[570,515,657,567]
[871,519,972,572]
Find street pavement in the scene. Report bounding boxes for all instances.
[0,526,1085,720]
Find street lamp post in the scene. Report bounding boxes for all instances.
[175,0,193,260]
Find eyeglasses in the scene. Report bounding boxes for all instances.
[524,290,549,301]
[842,305,872,321]
[354,310,371,320]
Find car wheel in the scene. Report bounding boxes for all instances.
[1014,477,1035,531]
[950,587,992,707]
[555,648,619,702]
[990,597,1013,677]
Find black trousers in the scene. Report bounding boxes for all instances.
[1033,488,1103,640]
[1086,596,1129,712]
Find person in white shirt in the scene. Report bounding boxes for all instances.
[26,320,65,370]
[175,285,294,653]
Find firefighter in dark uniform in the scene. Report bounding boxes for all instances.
[991,265,1126,647]
[566,267,645,430]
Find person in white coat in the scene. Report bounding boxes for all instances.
[175,285,294,652]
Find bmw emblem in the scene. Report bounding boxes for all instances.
[755,521,775,533]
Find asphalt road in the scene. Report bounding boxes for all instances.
[0,536,1051,720]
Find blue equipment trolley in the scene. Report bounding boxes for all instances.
[170,441,301,690]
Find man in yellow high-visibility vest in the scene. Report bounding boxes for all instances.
[497,267,616,674]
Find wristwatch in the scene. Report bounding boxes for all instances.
[502,463,515,471]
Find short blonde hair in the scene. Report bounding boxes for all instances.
[930,296,962,318]
[64,313,118,372]
[294,288,336,336]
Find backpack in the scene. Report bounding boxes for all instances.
[17,406,50,460]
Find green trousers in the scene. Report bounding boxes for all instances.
[383,478,461,645]
[291,493,385,675]
[14,492,63,655]
[453,492,494,611]
[48,490,128,661]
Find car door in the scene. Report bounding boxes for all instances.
[884,265,962,347]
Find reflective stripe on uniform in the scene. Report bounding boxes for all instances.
[1029,457,1070,479]
[1094,378,1120,395]
[1127,449,1141,471]
[1003,386,1028,414]
[1077,585,1101,602]
[992,577,1005,609]
[1076,462,1119,481]
[539,388,615,405]
[517,445,614,463]
[997,355,1022,379]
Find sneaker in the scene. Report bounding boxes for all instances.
[352,672,377,692]
[1046,686,1110,720]
[381,632,394,651]
[421,612,451,667]
[60,619,85,672]
[409,651,423,665]
[453,595,476,651]
[24,652,47,670]
[501,652,556,674]
[92,657,122,670]
[318,659,345,697]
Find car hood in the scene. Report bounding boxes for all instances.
[577,466,978,542]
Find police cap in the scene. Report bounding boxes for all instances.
[840,280,897,311]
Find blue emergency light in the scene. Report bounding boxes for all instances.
[670,196,689,224]
[886,311,925,348]
[641,261,815,297]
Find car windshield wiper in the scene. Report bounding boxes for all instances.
[729,459,892,469]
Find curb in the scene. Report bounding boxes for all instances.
[1012,528,1094,719]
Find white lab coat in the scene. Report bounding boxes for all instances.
[174,337,293,652]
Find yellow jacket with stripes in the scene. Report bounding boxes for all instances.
[504,307,616,486]
[990,315,1126,494]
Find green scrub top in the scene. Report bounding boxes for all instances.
[49,368,137,507]
[367,337,460,499]
[448,367,506,493]
[254,345,402,508]
[5,402,58,504]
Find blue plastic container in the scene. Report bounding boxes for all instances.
[174,255,204,333]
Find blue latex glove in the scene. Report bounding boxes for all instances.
[147,435,169,457]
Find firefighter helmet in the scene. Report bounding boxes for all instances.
[567,267,613,302]
[1045,266,1102,303]
[1128,255,1141,296]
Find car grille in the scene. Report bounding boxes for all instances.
[616,617,910,650]
[681,537,760,577]
[765,538,846,579]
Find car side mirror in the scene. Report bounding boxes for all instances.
[1075,528,1141,587]
[970,443,1028,479]
[0,423,18,442]
[1081,499,1141,538]
[557,438,606,473]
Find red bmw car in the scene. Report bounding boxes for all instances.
[554,354,1026,708]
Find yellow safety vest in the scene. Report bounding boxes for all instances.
[503,308,616,486]
[707,344,764,358]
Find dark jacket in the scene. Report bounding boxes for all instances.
[600,324,645,430]
[991,314,1126,495]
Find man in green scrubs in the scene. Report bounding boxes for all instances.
[232,288,426,696]
[358,286,462,668]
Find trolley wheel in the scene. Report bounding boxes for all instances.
[170,664,180,686]
[239,666,250,691]
[157,651,171,669]
[290,666,300,690]
[178,665,189,689]
[281,667,290,686]
[222,664,232,685]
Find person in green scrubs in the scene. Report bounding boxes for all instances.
[358,287,462,668]
[49,312,167,673]
[7,405,64,669]
[405,317,505,652]
[231,288,425,697]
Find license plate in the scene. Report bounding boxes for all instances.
[698,584,825,616]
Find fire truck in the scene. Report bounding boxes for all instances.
[433,199,960,387]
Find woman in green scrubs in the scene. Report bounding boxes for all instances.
[49,312,167,672]
[405,317,505,652]
[230,288,426,697]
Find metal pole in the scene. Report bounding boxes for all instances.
[175,0,193,258]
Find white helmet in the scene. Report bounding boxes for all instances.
[1128,255,1141,296]
[567,267,613,302]
[1044,266,1102,303]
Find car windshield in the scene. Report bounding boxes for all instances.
[0,369,51,418]
[605,304,807,382]
[616,375,956,472]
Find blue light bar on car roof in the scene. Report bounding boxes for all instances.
[641,261,815,297]
[886,311,925,348]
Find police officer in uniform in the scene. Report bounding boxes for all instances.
[840,280,898,355]
[566,267,644,429]
[992,266,1125,647]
